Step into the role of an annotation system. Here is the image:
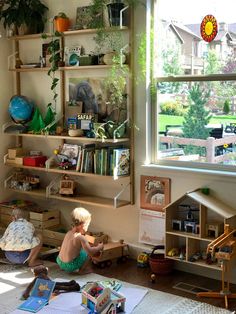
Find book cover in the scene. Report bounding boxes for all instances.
[18,278,55,313]
[100,279,122,291]
[113,148,130,176]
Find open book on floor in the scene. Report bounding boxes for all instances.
[18,278,55,313]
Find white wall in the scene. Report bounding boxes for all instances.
[1,0,236,282]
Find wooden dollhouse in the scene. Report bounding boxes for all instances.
[164,188,236,270]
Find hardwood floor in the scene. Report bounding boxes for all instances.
[92,258,236,312]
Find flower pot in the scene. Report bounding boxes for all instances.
[54,17,70,32]
[107,3,128,27]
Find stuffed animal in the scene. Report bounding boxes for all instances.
[22,265,80,300]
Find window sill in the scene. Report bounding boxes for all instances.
[142,163,236,178]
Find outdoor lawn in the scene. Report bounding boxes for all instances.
[158,114,236,132]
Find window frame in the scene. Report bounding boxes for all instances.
[147,0,236,175]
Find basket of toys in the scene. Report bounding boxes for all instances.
[149,245,174,275]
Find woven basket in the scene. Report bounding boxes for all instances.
[149,245,174,275]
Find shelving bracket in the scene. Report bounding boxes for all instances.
[114,181,130,208]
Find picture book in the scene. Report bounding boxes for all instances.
[99,279,122,291]
[113,148,130,176]
[18,278,55,313]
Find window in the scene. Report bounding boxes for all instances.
[153,0,236,172]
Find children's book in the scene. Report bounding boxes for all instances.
[99,279,122,291]
[113,148,130,176]
[18,278,55,313]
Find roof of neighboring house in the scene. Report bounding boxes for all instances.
[173,22,202,41]
[186,24,233,42]
[164,189,235,219]
[162,20,184,44]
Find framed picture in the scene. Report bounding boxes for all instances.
[140,175,171,211]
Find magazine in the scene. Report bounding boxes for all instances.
[18,278,55,313]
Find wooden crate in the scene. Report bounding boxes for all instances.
[0,206,14,227]
[30,210,60,229]
[42,226,66,248]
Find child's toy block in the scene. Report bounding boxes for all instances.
[206,222,224,238]
[8,147,24,159]
[6,157,24,165]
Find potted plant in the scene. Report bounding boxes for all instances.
[54,12,70,32]
[0,0,48,35]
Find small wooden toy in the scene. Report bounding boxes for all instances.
[92,241,129,268]
[81,282,125,314]
[206,222,224,238]
[59,175,76,196]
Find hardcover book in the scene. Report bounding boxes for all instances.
[113,148,130,176]
[18,278,55,313]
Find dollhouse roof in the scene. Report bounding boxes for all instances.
[164,189,235,219]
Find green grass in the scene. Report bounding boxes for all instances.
[158,114,236,132]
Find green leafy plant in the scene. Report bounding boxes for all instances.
[42,18,62,117]
[0,0,48,34]
[223,99,230,115]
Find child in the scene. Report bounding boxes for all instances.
[57,207,104,274]
[0,208,43,267]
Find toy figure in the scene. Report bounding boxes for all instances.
[22,265,80,300]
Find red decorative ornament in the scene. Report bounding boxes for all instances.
[200,15,218,42]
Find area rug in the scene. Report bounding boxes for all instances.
[0,262,234,314]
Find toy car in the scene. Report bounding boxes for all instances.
[92,241,129,268]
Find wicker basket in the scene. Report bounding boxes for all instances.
[149,245,174,275]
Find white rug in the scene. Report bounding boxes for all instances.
[0,262,234,314]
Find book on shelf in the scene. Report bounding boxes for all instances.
[113,148,130,177]
[18,278,55,313]
[80,144,96,173]
[75,146,82,172]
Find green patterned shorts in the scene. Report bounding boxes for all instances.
[56,249,88,273]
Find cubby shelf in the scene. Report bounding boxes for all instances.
[167,256,222,271]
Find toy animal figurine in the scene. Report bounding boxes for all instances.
[22,265,80,300]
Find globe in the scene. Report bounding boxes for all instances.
[9,95,34,124]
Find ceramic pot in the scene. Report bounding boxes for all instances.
[54,17,70,32]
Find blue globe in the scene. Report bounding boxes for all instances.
[9,95,34,124]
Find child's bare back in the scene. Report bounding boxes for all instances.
[58,230,82,263]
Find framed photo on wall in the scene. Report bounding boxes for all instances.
[140,175,171,211]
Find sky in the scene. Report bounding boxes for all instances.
[157,0,236,24]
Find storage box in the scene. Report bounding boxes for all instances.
[8,147,24,159]
[23,156,47,167]
[6,157,24,165]
[42,226,66,247]
[30,209,60,229]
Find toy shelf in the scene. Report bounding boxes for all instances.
[3,131,129,143]
[48,193,130,209]
[5,187,46,198]
[9,26,129,41]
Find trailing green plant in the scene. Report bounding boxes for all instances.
[0,0,48,34]
[42,23,62,114]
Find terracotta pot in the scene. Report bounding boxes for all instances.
[54,17,70,32]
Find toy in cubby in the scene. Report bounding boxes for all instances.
[81,282,125,314]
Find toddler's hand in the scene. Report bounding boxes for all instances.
[98,243,104,251]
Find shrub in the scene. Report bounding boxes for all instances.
[160,101,183,116]
[223,99,230,114]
